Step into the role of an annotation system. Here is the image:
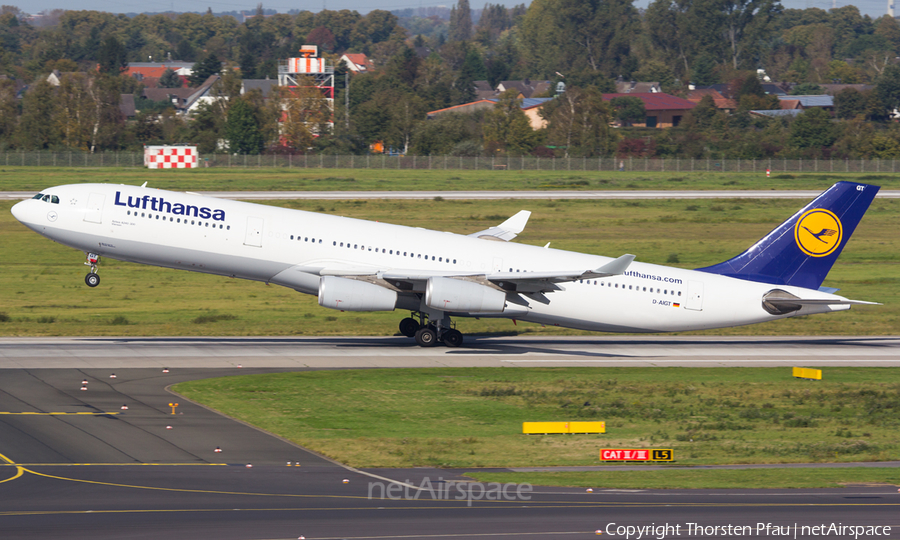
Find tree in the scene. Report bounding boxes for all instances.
[834,88,866,120]
[875,64,900,114]
[271,81,331,153]
[542,86,614,157]
[0,76,16,146]
[97,35,127,75]
[692,54,718,85]
[17,79,60,149]
[448,0,472,42]
[158,68,183,88]
[721,0,780,68]
[789,107,835,150]
[482,89,538,155]
[518,0,639,79]
[189,53,222,86]
[609,96,645,126]
[225,97,264,154]
[790,82,825,95]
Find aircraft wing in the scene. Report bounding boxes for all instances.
[467,210,531,242]
[485,254,636,293]
[288,254,636,295]
[379,254,636,294]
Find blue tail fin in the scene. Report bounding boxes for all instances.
[696,182,879,290]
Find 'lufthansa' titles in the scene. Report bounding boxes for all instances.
[114,191,225,221]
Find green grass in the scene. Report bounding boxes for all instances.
[173,367,900,472]
[465,469,900,489]
[2,196,897,336]
[3,166,900,191]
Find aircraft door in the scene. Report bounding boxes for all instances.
[685,280,704,311]
[244,216,264,247]
[84,193,105,224]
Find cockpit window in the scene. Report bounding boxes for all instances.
[32,193,43,200]
[41,195,50,202]
[51,195,59,204]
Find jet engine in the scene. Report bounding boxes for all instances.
[318,276,397,312]
[425,277,506,313]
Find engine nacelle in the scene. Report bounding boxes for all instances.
[318,276,397,312]
[425,277,506,313]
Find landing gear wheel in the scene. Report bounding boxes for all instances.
[442,329,463,348]
[399,317,420,338]
[415,326,438,347]
[85,273,100,288]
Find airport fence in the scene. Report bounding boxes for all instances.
[2,151,899,174]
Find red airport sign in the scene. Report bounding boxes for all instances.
[600,449,673,461]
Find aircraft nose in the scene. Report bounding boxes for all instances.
[11,200,27,223]
[11,199,39,227]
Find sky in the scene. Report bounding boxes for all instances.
[18,0,894,21]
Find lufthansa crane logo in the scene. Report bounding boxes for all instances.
[794,208,842,257]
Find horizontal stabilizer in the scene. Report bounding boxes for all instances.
[767,298,879,306]
[469,210,531,242]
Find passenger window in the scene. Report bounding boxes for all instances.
[453,259,457,264]
[354,244,358,249]
[629,285,632,290]
[227,226,231,230]
[678,291,682,296]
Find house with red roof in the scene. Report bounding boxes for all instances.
[602,93,696,128]
[340,53,373,73]
[686,88,737,113]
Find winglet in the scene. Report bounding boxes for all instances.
[588,254,636,278]
[469,210,532,242]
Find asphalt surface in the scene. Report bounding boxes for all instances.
[3,189,900,201]
[2,335,899,369]
[1,358,899,539]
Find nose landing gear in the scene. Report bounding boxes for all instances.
[84,252,100,287]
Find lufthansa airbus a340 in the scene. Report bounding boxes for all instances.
[11,181,879,347]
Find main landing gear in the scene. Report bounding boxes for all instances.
[84,252,100,288]
[398,313,464,348]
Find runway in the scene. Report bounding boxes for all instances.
[1,341,898,539]
[1,335,898,369]
[3,189,900,200]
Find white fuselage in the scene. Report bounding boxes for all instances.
[11,183,851,333]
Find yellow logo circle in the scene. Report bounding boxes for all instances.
[794,209,842,257]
